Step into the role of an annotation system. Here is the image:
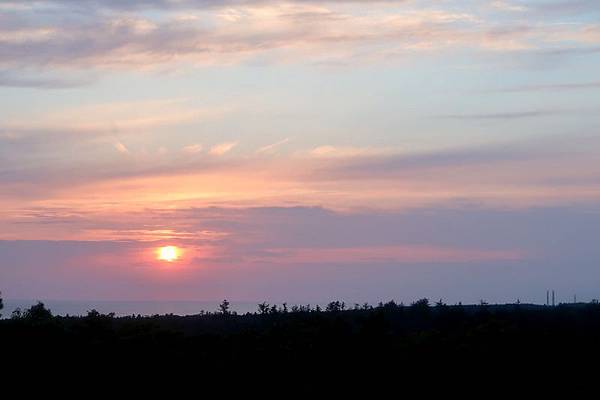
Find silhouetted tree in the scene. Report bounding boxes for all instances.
[410,298,431,316]
[0,291,3,318]
[85,309,115,319]
[23,302,53,323]
[383,300,398,311]
[219,299,231,315]
[302,304,311,312]
[87,309,101,318]
[326,301,344,312]
[411,298,430,308]
[435,299,450,314]
[83,309,115,336]
[11,308,22,319]
[258,302,270,315]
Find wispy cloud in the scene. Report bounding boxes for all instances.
[256,245,524,265]
[0,98,223,140]
[256,138,290,155]
[0,70,92,89]
[3,131,599,213]
[437,110,560,120]
[529,0,600,15]
[309,145,392,158]
[491,1,527,12]
[182,143,203,154]
[2,0,410,11]
[484,81,600,93]
[209,141,238,156]
[2,1,599,72]
[113,140,130,155]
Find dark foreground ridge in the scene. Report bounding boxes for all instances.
[2,298,600,386]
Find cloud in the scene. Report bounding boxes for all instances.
[309,145,392,158]
[317,146,523,174]
[0,70,92,89]
[255,245,523,264]
[491,1,527,12]
[529,0,600,15]
[484,81,600,92]
[0,98,222,142]
[2,132,600,211]
[437,110,560,120]
[256,138,289,155]
[2,1,599,71]
[113,141,130,155]
[182,143,203,154]
[209,141,238,156]
[3,205,600,303]
[305,134,600,195]
[4,0,410,11]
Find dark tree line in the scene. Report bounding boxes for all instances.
[3,295,600,387]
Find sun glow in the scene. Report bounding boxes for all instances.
[158,246,180,262]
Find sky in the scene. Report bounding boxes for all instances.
[1,0,600,305]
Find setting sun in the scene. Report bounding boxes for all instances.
[158,246,180,262]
